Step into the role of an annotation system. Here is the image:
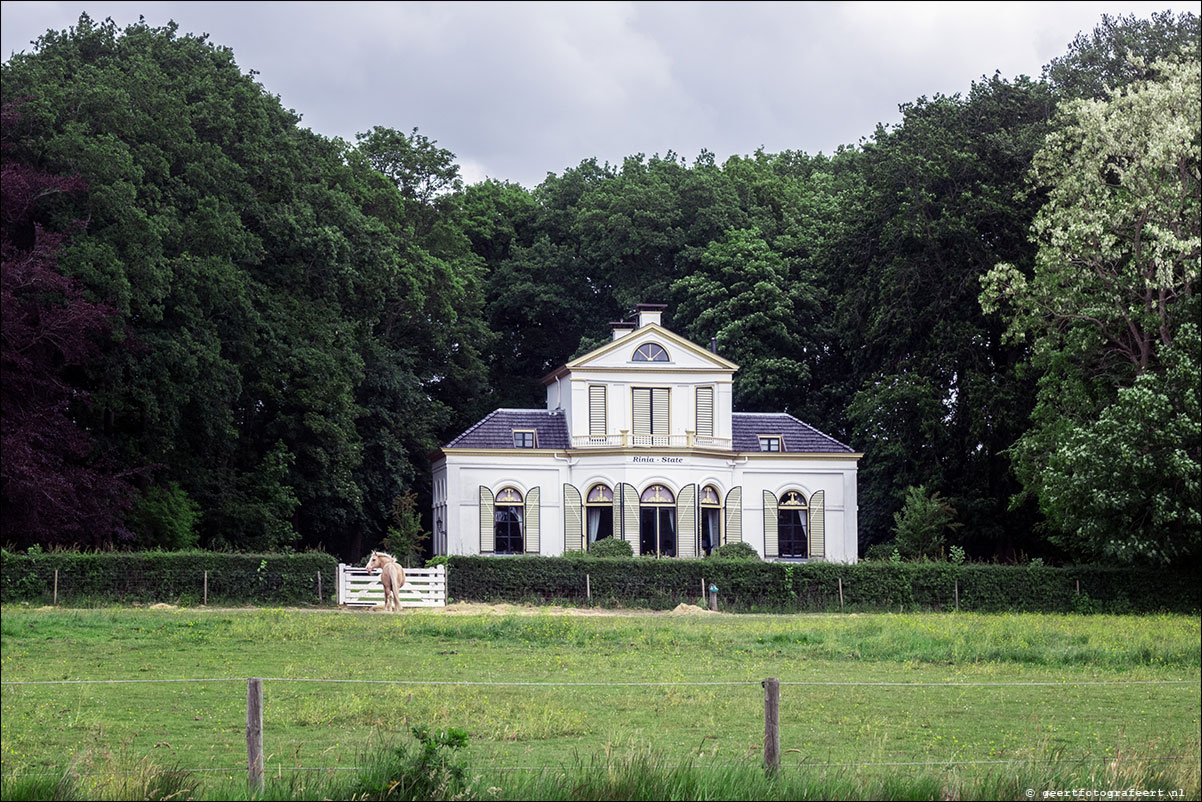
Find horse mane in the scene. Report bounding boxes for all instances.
[372,550,396,561]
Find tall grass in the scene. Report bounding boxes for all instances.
[6,736,1195,801]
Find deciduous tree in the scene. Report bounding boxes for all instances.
[982,49,1201,564]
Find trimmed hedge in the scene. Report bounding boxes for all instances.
[0,550,338,606]
[446,556,1201,614]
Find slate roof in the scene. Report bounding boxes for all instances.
[732,413,854,454]
[445,409,571,449]
[445,409,852,453]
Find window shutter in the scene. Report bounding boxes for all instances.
[621,483,640,547]
[526,487,540,553]
[809,490,825,559]
[652,388,669,436]
[696,387,714,438]
[589,386,607,437]
[564,484,583,552]
[632,388,651,436]
[479,486,495,553]
[763,490,779,558]
[724,487,742,544]
[677,484,697,558]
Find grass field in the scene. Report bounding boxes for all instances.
[1,605,1198,800]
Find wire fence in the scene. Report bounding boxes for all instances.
[4,674,1198,784]
[4,677,1197,687]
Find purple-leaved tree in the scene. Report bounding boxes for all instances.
[1,102,135,546]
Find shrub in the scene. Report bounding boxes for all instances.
[710,542,760,560]
[443,555,1199,614]
[893,485,961,560]
[0,550,337,606]
[126,482,201,550]
[383,491,429,566]
[589,537,634,558]
[350,726,470,800]
[864,542,897,561]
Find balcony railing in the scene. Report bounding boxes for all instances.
[570,433,732,450]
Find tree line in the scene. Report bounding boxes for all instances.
[2,12,1197,565]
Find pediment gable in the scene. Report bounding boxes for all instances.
[543,324,738,383]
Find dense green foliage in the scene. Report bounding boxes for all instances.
[708,542,760,560]
[982,47,1201,565]
[1,17,486,558]
[2,12,1199,566]
[0,549,337,605]
[445,555,1199,613]
[587,537,634,558]
[892,485,962,561]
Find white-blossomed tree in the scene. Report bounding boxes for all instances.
[981,48,1201,565]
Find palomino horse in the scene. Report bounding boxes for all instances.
[365,551,406,612]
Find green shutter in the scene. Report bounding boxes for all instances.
[479,486,495,553]
[526,487,540,553]
[621,483,640,547]
[763,490,779,558]
[724,487,742,544]
[652,388,669,437]
[677,484,697,558]
[632,388,651,436]
[564,484,583,552]
[589,386,606,437]
[696,387,714,438]
[809,490,825,559]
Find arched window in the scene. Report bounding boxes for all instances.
[639,484,676,557]
[633,343,669,362]
[778,489,808,558]
[700,484,722,556]
[494,487,524,555]
[585,483,614,545]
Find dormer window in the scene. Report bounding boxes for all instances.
[513,430,536,448]
[758,435,782,452]
[633,343,669,362]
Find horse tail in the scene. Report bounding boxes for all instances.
[395,564,406,587]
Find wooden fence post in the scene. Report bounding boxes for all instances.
[838,577,844,610]
[247,678,264,792]
[763,677,780,775]
[317,571,322,603]
[53,570,58,606]
[954,578,959,612]
[586,573,591,601]
[203,571,208,606]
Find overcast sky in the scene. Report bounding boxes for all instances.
[2,1,1198,186]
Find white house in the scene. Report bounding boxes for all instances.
[431,304,861,561]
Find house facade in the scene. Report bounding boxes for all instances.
[431,304,861,561]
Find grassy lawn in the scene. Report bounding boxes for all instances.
[1,605,1198,799]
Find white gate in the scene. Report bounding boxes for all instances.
[337,564,446,608]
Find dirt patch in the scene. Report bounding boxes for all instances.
[669,602,717,616]
[149,603,177,610]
